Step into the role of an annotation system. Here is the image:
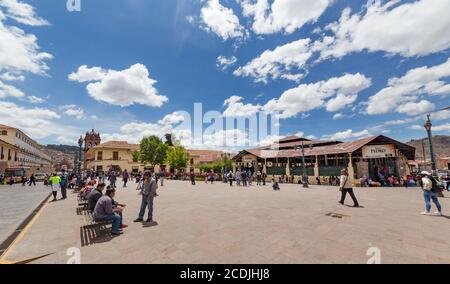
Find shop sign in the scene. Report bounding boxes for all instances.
[362,144,396,158]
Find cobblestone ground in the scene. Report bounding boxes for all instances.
[4,180,450,264]
[0,183,50,251]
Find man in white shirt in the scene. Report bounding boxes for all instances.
[420,171,442,216]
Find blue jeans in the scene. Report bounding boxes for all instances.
[96,213,121,233]
[138,195,154,221]
[423,190,442,212]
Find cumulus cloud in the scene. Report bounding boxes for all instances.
[200,0,247,41]
[69,64,168,107]
[216,55,237,70]
[239,0,332,35]
[26,95,46,104]
[263,73,371,119]
[397,100,435,116]
[0,0,49,26]
[322,129,370,141]
[367,57,450,115]
[0,4,52,76]
[234,38,313,83]
[0,100,64,138]
[223,95,261,117]
[158,112,185,125]
[0,80,24,98]
[60,105,85,120]
[318,0,450,59]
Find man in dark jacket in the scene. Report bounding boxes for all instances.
[87,183,106,212]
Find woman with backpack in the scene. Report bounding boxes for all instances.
[420,171,443,216]
[338,169,360,207]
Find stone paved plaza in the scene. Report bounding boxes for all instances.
[0,183,50,253]
[3,180,450,264]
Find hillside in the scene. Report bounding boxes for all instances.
[45,144,79,153]
[406,135,450,159]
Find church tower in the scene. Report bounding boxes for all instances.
[84,129,101,152]
[83,129,101,169]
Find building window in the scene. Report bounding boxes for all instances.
[97,151,103,161]
[113,152,119,161]
[1,130,7,136]
[0,146,3,160]
[8,149,11,161]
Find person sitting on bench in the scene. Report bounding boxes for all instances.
[108,185,128,229]
[87,183,106,212]
[92,188,123,236]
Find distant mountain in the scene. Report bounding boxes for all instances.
[45,144,78,153]
[406,135,450,160]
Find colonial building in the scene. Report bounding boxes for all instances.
[0,138,19,173]
[232,135,416,184]
[85,141,145,173]
[0,124,51,173]
[187,149,225,173]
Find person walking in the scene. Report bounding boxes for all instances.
[190,170,196,185]
[109,171,117,189]
[134,173,158,224]
[256,170,262,186]
[28,174,36,187]
[262,172,267,186]
[227,170,233,187]
[420,171,442,216]
[338,169,359,207]
[49,173,61,201]
[122,170,129,188]
[159,169,165,187]
[60,170,68,199]
[235,170,241,186]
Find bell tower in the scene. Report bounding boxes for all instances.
[83,129,101,169]
[84,129,101,152]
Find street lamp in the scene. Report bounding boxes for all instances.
[77,135,83,175]
[424,114,437,173]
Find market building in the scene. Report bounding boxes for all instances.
[0,124,51,173]
[232,135,416,184]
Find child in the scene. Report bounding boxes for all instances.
[272,178,280,191]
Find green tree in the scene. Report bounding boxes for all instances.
[131,150,140,163]
[166,144,189,172]
[139,136,168,166]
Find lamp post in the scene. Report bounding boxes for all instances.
[424,114,436,173]
[77,135,83,175]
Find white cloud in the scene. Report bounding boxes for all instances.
[0,80,24,98]
[397,100,435,116]
[0,6,52,76]
[239,0,332,35]
[367,57,450,115]
[322,129,370,141]
[318,0,450,59]
[0,0,49,26]
[26,95,45,104]
[0,100,63,139]
[60,105,85,120]
[326,93,357,112]
[223,95,261,117]
[234,38,312,83]
[200,0,246,41]
[263,73,371,119]
[158,112,185,125]
[216,55,237,70]
[69,64,168,107]
[0,72,24,81]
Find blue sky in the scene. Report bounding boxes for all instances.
[0,0,449,149]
